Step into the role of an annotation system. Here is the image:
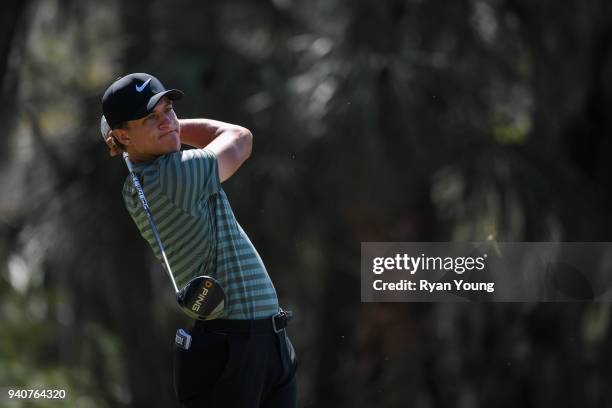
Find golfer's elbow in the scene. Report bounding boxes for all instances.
[236,126,253,161]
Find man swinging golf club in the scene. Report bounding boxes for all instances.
[100,73,297,407]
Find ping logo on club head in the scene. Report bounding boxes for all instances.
[191,285,209,312]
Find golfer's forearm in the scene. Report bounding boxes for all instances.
[179,119,249,148]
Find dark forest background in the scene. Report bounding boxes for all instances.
[2,0,612,407]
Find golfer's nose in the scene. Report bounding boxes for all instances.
[159,111,172,129]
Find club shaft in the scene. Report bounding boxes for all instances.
[123,152,179,293]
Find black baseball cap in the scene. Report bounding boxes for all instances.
[102,73,183,129]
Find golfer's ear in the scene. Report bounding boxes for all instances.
[103,133,122,156]
[113,129,130,146]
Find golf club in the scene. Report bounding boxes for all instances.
[100,116,225,320]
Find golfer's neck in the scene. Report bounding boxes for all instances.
[127,149,158,164]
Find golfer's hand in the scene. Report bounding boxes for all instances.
[104,132,122,157]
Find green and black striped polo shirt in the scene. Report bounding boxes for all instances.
[122,148,279,320]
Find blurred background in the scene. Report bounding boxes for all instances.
[1,0,612,406]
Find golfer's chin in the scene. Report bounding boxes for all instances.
[160,131,181,152]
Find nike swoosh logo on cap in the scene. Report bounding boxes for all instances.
[135,78,152,92]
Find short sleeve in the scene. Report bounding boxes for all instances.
[158,148,221,212]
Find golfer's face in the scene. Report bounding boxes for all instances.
[127,97,180,157]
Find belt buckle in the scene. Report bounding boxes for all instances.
[272,310,286,333]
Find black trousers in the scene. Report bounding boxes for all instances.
[173,323,298,407]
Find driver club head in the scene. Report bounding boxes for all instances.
[177,275,225,320]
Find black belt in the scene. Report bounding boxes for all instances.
[193,309,293,335]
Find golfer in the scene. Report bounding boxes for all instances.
[100,73,297,407]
